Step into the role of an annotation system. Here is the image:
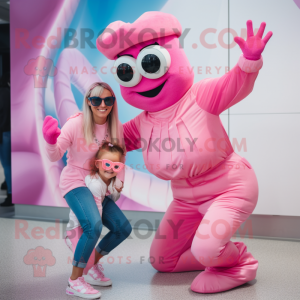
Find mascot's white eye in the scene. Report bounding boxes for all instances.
[136,45,171,79]
[113,56,142,87]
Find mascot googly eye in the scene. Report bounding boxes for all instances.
[136,44,171,79]
[113,56,142,87]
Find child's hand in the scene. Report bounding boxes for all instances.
[115,180,124,193]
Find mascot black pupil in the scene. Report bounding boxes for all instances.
[117,63,133,82]
[142,54,160,73]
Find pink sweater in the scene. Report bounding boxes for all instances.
[45,112,124,197]
[123,55,262,181]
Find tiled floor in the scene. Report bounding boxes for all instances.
[0,216,299,300]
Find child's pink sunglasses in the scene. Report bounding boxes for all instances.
[95,159,125,172]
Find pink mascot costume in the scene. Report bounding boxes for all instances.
[96,12,272,293]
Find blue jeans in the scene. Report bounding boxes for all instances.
[0,132,11,194]
[64,187,132,268]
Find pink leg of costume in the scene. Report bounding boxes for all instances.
[66,227,96,275]
[150,153,258,293]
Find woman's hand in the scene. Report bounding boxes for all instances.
[234,20,273,60]
[42,116,61,145]
[115,181,124,193]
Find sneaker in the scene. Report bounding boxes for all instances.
[66,276,101,299]
[0,194,13,207]
[1,181,7,190]
[83,263,112,287]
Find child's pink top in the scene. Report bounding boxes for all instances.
[44,112,124,197]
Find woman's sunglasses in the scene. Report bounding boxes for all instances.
[95,159,124,172]
[88,96,115,107]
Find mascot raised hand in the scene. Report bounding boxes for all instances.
[96,12,272,293]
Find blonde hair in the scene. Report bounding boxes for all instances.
[82,82,124,149]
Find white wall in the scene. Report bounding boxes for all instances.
[229,0,300,216]
[160,0,300,216]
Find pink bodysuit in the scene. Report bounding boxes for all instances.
[96,12,272,293]
[123,54,261,293]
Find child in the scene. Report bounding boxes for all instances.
[64,141,125,286]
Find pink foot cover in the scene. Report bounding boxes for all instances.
[191,242,258,294]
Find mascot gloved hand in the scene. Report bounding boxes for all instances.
[42,116,61,145]
[235,20,272,60]
[96,12,272,294]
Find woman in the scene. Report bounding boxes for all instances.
[43,82,132,299]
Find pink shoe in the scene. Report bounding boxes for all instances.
[83,263,112,287]
[191,242,258,293]
[66,276,101,299]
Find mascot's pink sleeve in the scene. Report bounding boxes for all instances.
[124,54,263,152]
[196,55,263,115]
